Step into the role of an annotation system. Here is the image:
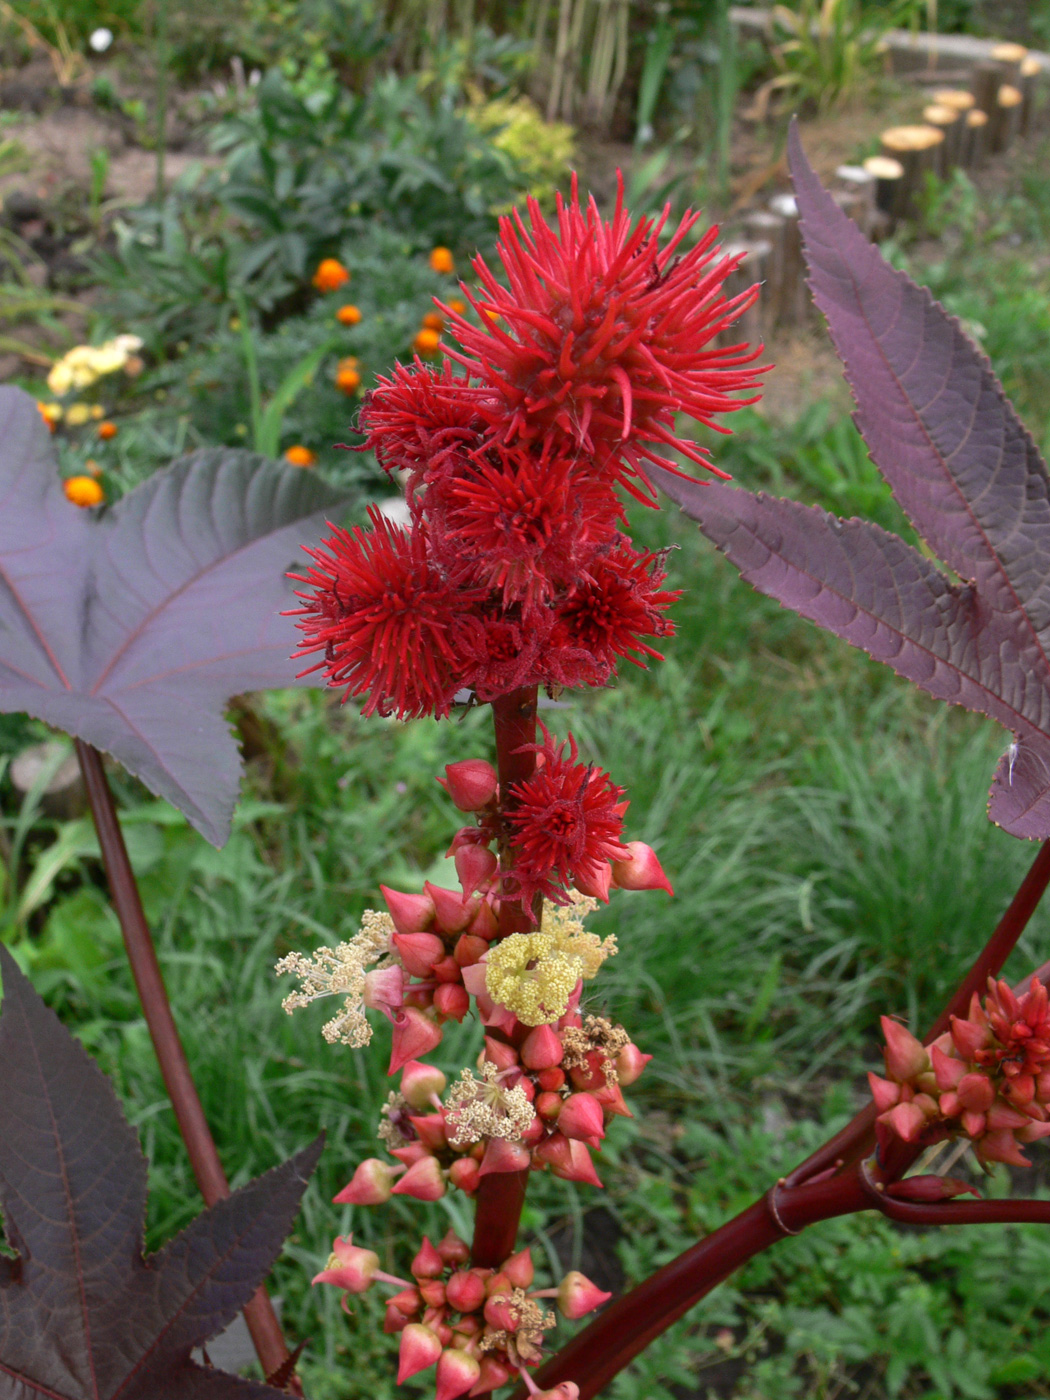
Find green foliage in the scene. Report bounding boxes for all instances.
[758,0,909,116]
[468,95,574,209]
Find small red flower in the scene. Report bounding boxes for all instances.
[290,508,479,719]
[551,541,680,675]
[505,726,631,910]
[441,174,766,502]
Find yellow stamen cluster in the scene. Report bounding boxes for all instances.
[444,1062,536,1147]
[275,910,395,1047]
[482,1289,555,1365]
[486,895,616,1026]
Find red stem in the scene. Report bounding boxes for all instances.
[784,837,1050,1189]
[471,687,539,1269]
[75,741,296,1386]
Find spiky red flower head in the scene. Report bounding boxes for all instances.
[505,726,630,910]
[441,175,766,502]
[291,507,480,718]
[966,976,1050,1082]
[550,541,680,678]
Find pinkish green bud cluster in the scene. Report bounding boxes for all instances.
[312,1229,609,1397]
[871,976,1050,1167]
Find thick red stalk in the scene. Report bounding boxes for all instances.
[784,837,1050,1189]
[75,741,296,1386]
[471,687,538,1269]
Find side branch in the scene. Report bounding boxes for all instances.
[75,741,296,1385]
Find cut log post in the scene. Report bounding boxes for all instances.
[922,103,962,172]
[879,126,944,220]
[989,40,1028,88]
[972,60,1003,116]
[932,88,975,117]
[961,108,989,168]
[862,154,904,224]
[768,192,808,326]
[11,741,87,821]
[992,83,1024,153]
[742,210,785,330]
[1020,56,1043,135]
[717,240,770,345]
[834,164,877,237]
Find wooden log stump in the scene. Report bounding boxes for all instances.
[11,741,87,821]
[742,210,785,330]
[972,61,1003,116]
[879,126,944,219]
[992,83,1024,153]
[961,108,989,169]
[862,155,904,223]
[922,103,962,172]
[834,164,877,236]
[989,40,1028,88]
[717,240,770,345]
[768,192,808,327]
[1020,56,1044,135]
[931,88,975,117]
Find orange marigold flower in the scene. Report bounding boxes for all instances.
[98,420,118,440]
[413,328,441,356]
[64,475,105,508]
[336,367,362,394]
[429,247,455,274]
[285,445,316,467]
[37,401,60,432]
[421,311,445,332]
[313,258,351,292]
[336,304,363,326]
[448,298,467,315]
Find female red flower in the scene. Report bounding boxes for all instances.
[551,541,680,677]
[291,508,479,719]
[362,360,493,497]
[441,175,766,502]
[505,726,631,911]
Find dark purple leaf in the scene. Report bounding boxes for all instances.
[0,387,350,845]
[650,130,1050,839]
[0,943,322,1398]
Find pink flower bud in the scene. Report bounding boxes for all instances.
[485,1270,512,1297]
[977,1128,1031,1168]
[536,1091,563,1122]
[389,1286,423,1315]
[930,1044,967,1092]
[522,1115,546,1146]
[333,1157,401,1205]
[886,1176,980,1202]
[880,1100,928,1143]
[439,759,498,811]
[455,934,489,968]
[382,884,435,935]
[393,931,447,978]
[880,1017,929,1083]
[961,1109,986,1137]
[312,1235,379,1293]
[455,844,499,897]
[449,1156,481,1194]
[594,1080,632,1118]
[557,1270,612,1319]
[867,1072,901,1114]
[614,1042,651,1086]
[521,1024,564,1070]
[950,1014,988,1061]
[549,1139,603,1188]
[437,1348,482,1400]
[409,1113,449,1151]
[384,1303,410,1333]
[610,841,673,895]
[535,1386,581,1400]
[427,882,475,934]
[447,1269,487,1312]
[573,860,612,902]
[957,1072,995,1113]
[390,1141,430,1166]
[483,1293,518,1331]
[533,1130,573,1172]
[412,1236,446,1279]
[503,1246,534,1289]
[401,1059,448,1111]
[567,1051,605,1092]
[437,1228,472,1266]
[398,1323,443,1383]
[558,1092,606,1142]
[1017,1119,1050,1143]
[470,1355,515,1394]
[363,963,404,1017]
[986,1101,1030,1131]
[537,1066,566,1092]
[479,1139,532,1176]
[434,955,463,983]
[389,1007,443,1075]
[483,1036,520,1071]
[468,898,499,941]
[419,1278,447,1308]
[392,1156,447,1201]
[435,982,471,1021]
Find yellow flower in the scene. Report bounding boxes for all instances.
[64,476,105,508]
[36,401,61,431]
[65,403,93,427]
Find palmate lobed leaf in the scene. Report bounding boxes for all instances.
[0,387,350,846]
[652,123,1050,839]
[0,944,323,1398]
